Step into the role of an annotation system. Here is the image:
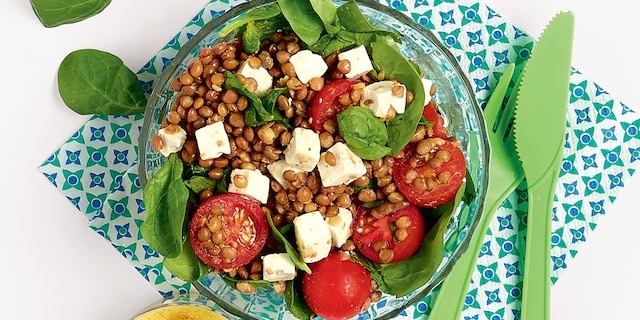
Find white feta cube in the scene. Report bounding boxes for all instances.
[288,50,328,84]
[337,45,374,79]
[228,169,270,204]
[361,80,406,119]
[237,59,273,97]
[325,207,353,248]
[156,124,187,157]
[194,121,230,160]
[317,142,367,187]
[283,127,321,172]
[262,253,296,282]
[422,78,434,105]
[293,211,332,263]
[267,160,303,190]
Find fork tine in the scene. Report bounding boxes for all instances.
[485,64,515,133]
[496,67,525,138]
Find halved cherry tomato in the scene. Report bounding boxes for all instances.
[309,78,360,132]
[189,193,268,270]
[352,203,424,264]
[422,100,448,139]
[392,138,466,208]
[302,251,372,320]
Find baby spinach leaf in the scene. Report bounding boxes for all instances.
[278,0,325,45]
[369,37,426,156]
[223,71,289,127]
[140,153,189,258]
[184,176,218,195]
[379,180,469,297]
[285,279,314,320]
[241,14,290,54]
[219,273,271,289]
[163,236,210,282]
[30,0,111,28]
[337,106,391,160]
[58,49,147,115]
[218,2,282,37]
[310,0,342,35]
[336,0,400,41]
[266,211,311,273]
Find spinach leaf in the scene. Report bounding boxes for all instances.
[336,0,400,41]
[30,0,111,28]
[184,176,218,195]
[369,38,426,156]
[219,273,271,289]
[218,2,282,37]
[285,279,314,320]
[58,49,147,115]
[277,0,325,45]
[163,236,210,282]
[223,71,290,127]
[242,14,290,54]
[337,106,391,160]
[266,211,311,273]
[140,153,190,258]
[310,0,342,34]
[378,180,469,297]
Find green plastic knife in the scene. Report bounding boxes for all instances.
[512,12,575,320]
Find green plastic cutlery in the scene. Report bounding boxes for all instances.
[428,63,524,319]
[512,12,575,320]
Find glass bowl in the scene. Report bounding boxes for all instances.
[138,0,489,319]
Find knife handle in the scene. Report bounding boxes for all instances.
[520,169,558,320]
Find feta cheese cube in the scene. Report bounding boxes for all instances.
[262,253,296,282]
[194,121,230,160]
[288,50,328,83]
[156,124,187,157]
[237,59,273,97]
[293,211,332,263]
[228,169,270,204]
[422,78,434,105]
[325,207,353,247]
[283,127,321,172]
[267,160,303,190]
[316,142,367,187]
[361,80,406,119]
[337,45,374,79]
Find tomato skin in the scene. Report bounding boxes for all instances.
[189,193,268,270]
[352,203,425,264]
[392,139,466,208]
[309,78,360,132]
[302,252,372,320]
[422,100,448,139]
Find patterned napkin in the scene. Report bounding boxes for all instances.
[39,0,640,319]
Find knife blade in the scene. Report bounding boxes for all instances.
[512,12,575,320]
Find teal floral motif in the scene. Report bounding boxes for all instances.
[582,173,605,196]
[459,3,482,26]
[62,169,84,191]
[86,146,108,167]
[486,23,508,45]
[594,100,616,122]
[438,28,463,50]
[411,11,435,30]
[465,49,489,72]
[570,80,591,103]
[573,127,598,150]
[511,42,533,65]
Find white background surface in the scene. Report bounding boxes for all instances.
[1,0,638,319]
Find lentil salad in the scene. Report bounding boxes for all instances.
[140,1,474,319]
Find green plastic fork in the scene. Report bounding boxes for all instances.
[428,63,525,319]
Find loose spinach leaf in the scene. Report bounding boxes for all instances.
[185,163,209,177]
[337,106,391,160]
[369,37,426,156]
[30,0,111,28]
[184,176,218,195]
[336,0,400,41]
[350,252,390,293]
[218,2,282,37]
[266,211,311,273]
[58,49,147,115]
[285,279,314,320]
[219,273,271,289]
[223,71,290,127]
[140,154,190,258]
[277,0,325,45]
[310,0,342,34]
[378,180,469,297]
[163,235,210,282]
[242,14,290,54]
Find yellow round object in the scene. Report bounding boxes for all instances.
[135,305,227,320]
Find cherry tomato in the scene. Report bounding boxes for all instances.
[352,203,424,264]
[422,100,448,139]
[189,193,268,270]
[309,78,360,132]
[302,251,372,320]
[392,138,466,208]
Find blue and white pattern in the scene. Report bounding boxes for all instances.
[39,0,640,319]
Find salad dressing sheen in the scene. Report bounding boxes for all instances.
[134,305,226,320]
